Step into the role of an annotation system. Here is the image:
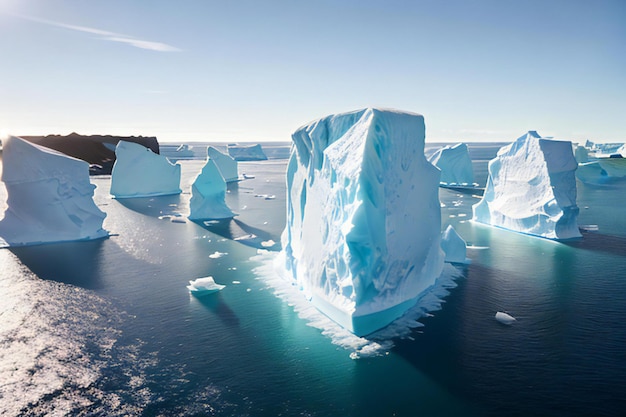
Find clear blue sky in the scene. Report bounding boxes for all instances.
[1,0,624,143]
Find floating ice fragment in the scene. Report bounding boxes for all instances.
[171,218,186,224]
[188,158,235,220]
[495,311,516,325]
[261,239,276,248]
[209,251,228,259]
[187,276,225,296]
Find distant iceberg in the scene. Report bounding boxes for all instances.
[281,108,445,336]
[110,140,181,198]
[473,131,581,240]
[208,146,239,182]
[0,136,108,246]
[188,158,235,220]
[428,143,475,186]
[227,144,268,161]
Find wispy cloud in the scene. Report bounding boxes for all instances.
[14,13,181,52]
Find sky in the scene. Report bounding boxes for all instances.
[0,0,624,143]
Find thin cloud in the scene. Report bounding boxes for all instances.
[14,13,181,52]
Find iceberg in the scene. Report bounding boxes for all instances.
[495,311,516,325]
[110,140,181,198]
[208,146,239,182]
[441,225,470,264]
[0,136,108,246]
[227,143,268,161]
[281,108,445,336]
[427,143,475,186]
[472,131,581,240]
[188,158,235,220]
[187,276,225,296]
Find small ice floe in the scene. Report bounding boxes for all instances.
[261,239,276,248]
[171,218,186,224]
[264,195,276,200]
[254,194,267,198]
[209,251,228,259]
[243,173,255,179]
[579,224,599,232]
[187,276,225,297]
[495,311,516,325]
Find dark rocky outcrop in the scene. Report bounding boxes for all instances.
[19,133,159,175]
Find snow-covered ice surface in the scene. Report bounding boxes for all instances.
[110,140,181,198]
[473,131,581,240]
[188,158,235,220]
[280,108,445,336]
[428,142,475,185]
[0,136,108,247]
[208,146,239,182]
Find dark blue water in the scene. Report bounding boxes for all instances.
[1,143,625,416]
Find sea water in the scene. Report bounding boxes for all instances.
[1,143,625,416]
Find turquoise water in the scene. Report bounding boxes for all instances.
[1,143,625,416]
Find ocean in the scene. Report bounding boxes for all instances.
[1,142,625,416]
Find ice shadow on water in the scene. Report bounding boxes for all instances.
[114,194,182,218]
[564,230,626,257]
[10,239,109,290]
[193,293,240,327]
[192,218,282,251]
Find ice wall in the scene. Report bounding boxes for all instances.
[427,143,474,185]
[0,136,108,246]
[208,146,239,182]
[281,108,444,336]
[188,158,235,220]
[110,141,181,198]
[473,131,581,239]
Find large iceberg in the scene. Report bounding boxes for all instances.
[0,136,108,246]
[427,143,475,185]
[281,108,445,336]
[208,146,239,182]
[110,141,181,198]
[188,158,235,220]
[473,131,581,240]
[227,143,268,161]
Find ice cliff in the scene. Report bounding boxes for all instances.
[473,131,581,239]
[427,143,474,185]
[281,108,445,336]
[208,146,239,182]
[188,158,235,220]
[0,136,108,246]
[110,141,181,198]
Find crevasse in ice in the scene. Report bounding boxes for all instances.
[110,140,181,198]
[472,131,581,239]
[188,158,235,220]
[208,146,239,182]
[281,108,445,336]
[427,142,474,185]
[0,136,108,246]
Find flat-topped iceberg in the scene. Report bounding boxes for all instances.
[0,136,108,246]
[188,158,235,220]
[281,108,445,336]
[428,143,475,185]
[110,140,181,198]
[208,146,239,182]
[473,131,581,240]
[227,143,268,161]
